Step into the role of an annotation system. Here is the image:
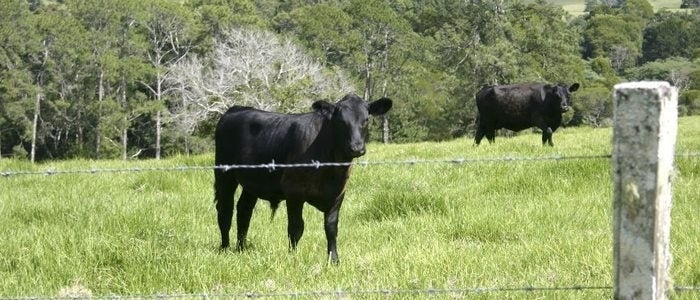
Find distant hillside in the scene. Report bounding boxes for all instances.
[541,0,685,15]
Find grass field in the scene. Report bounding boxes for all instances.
[1,116,699,299]
[544,0,685,16]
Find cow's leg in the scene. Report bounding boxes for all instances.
[542,127,554,146]
[474,115,484,145]
[286,200,305,251]
[214,169,237,249]
[235,190,258,250]
[486,129,496,144]
[474,128,485,145]
[324,197,343,264]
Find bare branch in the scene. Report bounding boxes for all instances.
[164,27,355,135]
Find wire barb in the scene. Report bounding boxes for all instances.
[267,159,276,172]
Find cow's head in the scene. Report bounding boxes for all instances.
[548,83,580,113]
[313,94,393,158]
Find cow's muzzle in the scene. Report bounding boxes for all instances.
[349,144,366,157]
[561,106,570,113]
[350,148,366,158]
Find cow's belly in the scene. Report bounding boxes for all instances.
[235,170,286,200]
[500,122,532,132]
[281,169,349,212]
[240,184,285,200]
[233,168,348,212]
[495,115,533,132]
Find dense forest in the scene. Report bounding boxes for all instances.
[1,0,699,161]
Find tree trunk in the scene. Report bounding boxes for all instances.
[184,136,190,157]
[381,31,391,144]
[95,70,104,159]
[122,127,128,160]
[120,71,128,160]
[156,110,161,160]
[31,92,41,163]
[155,71,162,160]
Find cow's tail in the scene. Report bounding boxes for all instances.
[269,199,282,221]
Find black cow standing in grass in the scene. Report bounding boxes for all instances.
[214,93,392,264]
[474,83,580,146]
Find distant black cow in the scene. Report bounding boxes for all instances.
[214,94,392,264]
[474,83,580,146]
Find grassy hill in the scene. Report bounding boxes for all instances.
[544,0,685,16]
[0,116,698,299]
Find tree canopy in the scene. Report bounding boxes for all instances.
[0,0,698,161]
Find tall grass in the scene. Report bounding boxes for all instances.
[1,116,698,299]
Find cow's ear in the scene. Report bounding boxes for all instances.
[368,97,393,116]
[312,100,335,120]
[569,83,580,92]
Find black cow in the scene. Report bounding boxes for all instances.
[474,83,579,146]
[214,93,392,264]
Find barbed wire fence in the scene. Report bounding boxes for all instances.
[1,152,699,177]
[3,285,700,300]
[1,152,700,299]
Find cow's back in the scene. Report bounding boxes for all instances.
[217,108,312,160]
[476,84,542,131]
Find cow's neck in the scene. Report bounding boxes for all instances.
[302,116,353,164]
[543,96,560,114]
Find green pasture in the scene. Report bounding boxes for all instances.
[545,0,685,16]
[1,116,699,299]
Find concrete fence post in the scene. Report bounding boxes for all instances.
[612,81,678,300]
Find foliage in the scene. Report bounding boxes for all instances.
[643,9,700,63]
[679,89,700,115]
[624,57,699,90]
[1,0,699,160]
[681,0,700,8]
[623,57,700,115]
[570,85,614,127]
[165,27,354,140]
[583,14,645,71]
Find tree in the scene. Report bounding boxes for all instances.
[425,0,517,87]
[274,4,354,67]
[624,57,700,116]
[187,0,266,50]
[138,0,200,159]
[583,14,645,72]
[112,0,153,160]
[509,0,586,83]
[27,3,90,161]
[0,0,36,159]
[624,57,698,93]
[571,86,613,127]
[166,27,354,148]
[621,0,654,19]
[643,10,700,63]
[582,0,655,73]
[681,0,700,8]
[344,0,414,143]
[589,56,621,87]
[68,0,123,158]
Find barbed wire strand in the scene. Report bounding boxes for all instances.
[2,152,700,178]
[4,285,700,300]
